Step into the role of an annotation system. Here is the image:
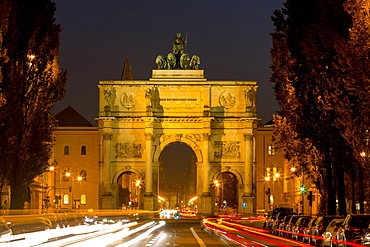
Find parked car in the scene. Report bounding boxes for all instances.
[336,214,370,247]
[269,212,296,235]
[291,216,312,241]
[302,216,318,244]
[322,218,345,247]
[264,207,294,232]
[0,217,12,238]
[284,215,302,239]
[361,223,370,246]
[9,215,51,235]
[311,216,344,246]
[277,215,295,237]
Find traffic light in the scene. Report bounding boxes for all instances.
[307,191,313,206]
[300,185,307,193]
[266,188,271,204]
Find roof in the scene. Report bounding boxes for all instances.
[55,106,93,127]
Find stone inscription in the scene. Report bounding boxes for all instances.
[160,98,197,101]
[115,142,142,158]
[214,141,241,158]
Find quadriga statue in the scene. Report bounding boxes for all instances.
[167,53,176,69]
[180,53,189,69]
[189,55,200,69]
[155,55,167,69]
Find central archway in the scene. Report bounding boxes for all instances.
[158,142,197,210]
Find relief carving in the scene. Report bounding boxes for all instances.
[121,92,136,109]
[219,92,236,109]
[115,142,142,158]
[214,141,241,159]
[185,134,202,143]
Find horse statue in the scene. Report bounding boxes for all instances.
[180,53,189,69]
[189,55,200,69]
[167,53,176,69]
[155,55,167,69]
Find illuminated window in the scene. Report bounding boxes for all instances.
[64,146,70,155]
[80,170,87,181]
[81,146,86,155]
[268,145,276,156]
[81,194,86,205]
[63,194,69,204]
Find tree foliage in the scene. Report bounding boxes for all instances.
[271,0,370,215]
[0,0,66,209]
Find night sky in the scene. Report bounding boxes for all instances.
[52,0,285,187]
[52,0,285,125]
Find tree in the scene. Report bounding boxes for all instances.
[270,0,364,215]
[0,0,66,209]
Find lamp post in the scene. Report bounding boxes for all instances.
[265,166,280,210]
[135,179,141,209]
[214,180,220,214]
[65,171,83,210]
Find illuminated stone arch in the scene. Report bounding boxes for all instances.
[155,136,202,163]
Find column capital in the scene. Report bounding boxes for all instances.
[243,133,253,141]
[202,133,211,141]
[103,132,112,141]
[145,133,155,141]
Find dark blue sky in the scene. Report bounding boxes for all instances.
[53,0,285,125]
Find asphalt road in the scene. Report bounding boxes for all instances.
[110,218,240,247]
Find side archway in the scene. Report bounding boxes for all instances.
[115,171,143,209]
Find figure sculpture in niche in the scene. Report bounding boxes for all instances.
[244,86,257,108]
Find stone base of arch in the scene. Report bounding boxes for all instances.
[241,194,254,215]
[101,193,113,209]
[198,193,214,216]
[143,193,158,211]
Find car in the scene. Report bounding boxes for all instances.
[311,216,344,246]
[264,207,294,232]
[302,216,318,244]
[0,217,12,238]
[9,215,51,235]
[284,215,303,239]
[270,212,297,235]
[277,215,294,237]
[336,214,370,247]
[361,223,370,246]
[291,216,312,241]
[322,218,344,247]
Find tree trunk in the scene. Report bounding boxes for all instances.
[336,168,346,216]
[359,166,365,214]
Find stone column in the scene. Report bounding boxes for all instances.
[144,133,153,195]
[243,133,254,214]
[202,133,211,196]
[143,131,157,211]
[198,132,213,216]
[101,132,113,209]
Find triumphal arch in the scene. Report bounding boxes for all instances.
[96,34,258,215]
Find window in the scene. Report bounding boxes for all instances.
[64,146,70,155]
[81,146,86,155]
[81,194,86,205]
[80,170,87,181]
[63,194,69,205]
[268,145,276,156]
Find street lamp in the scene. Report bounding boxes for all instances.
[135,179,141,209]
[64,171,84,210]
[265,166,280,210]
